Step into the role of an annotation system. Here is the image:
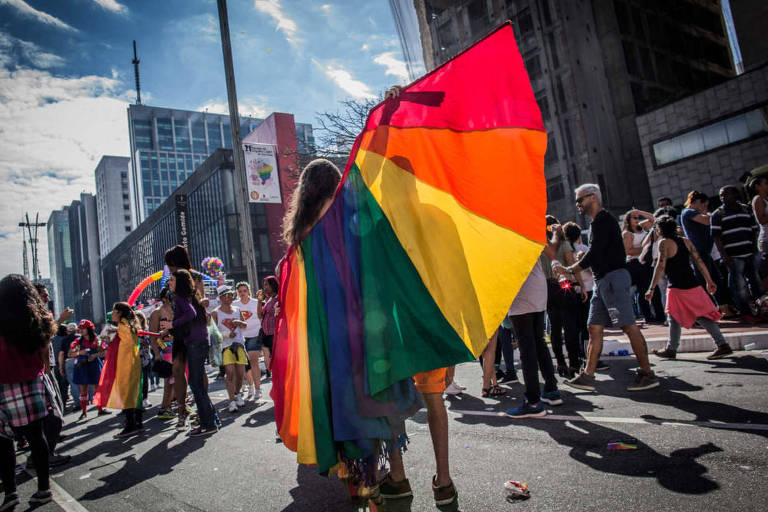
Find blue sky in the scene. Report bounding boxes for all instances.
[0,0,413,278]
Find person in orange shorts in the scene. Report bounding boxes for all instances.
[379,366,458,507]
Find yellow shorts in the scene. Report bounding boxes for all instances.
[412,367,448,394]
[222,345,248,365]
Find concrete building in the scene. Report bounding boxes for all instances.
[68,194,104,324]
[400,0,735,220]
[102,111,303,308]
[636,64,768,204]
[46,208,75,316]
[95,156,133,256]
[126,104,314,223]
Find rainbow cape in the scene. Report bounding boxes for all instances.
[271,23,547,475]
[94,320,143,410]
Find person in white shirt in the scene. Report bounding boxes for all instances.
[213,285,248,412]
[236,281,262,400]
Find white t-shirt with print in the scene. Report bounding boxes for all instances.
[238,298,261,338]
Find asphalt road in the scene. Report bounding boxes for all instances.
[11,350,768,512]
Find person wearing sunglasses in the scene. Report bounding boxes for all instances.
[563,184,659,392]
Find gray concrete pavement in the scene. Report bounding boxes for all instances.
[15,350,768,512]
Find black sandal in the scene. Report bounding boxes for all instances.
[482,386,507,398]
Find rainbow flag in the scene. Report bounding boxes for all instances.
[271,23,547,475]
[94,321,143,410]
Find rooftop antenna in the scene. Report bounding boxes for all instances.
[19,213,45,282]
[21,225,29,279]
[132,40,141,105]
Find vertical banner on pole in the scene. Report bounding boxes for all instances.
[175,194,189,248]
[243,143,281,203]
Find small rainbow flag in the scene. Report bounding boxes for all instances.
[271,22,547,475]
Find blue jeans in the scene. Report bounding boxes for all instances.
[728,254,763,315]
[668,314,726,350]
[64,358,79,405]
[186,338,219,429]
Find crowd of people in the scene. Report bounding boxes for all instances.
[2,159,766,509]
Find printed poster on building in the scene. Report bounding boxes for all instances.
[242,143,281,203]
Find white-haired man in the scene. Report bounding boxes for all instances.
[562,184,659,391]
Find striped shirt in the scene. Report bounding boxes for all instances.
[710,204,758,257]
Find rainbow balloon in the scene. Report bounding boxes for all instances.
[127,271,164,306]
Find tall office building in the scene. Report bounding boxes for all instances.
[728,0,768,71]
[47,208,75,316]
[95,156,133,256]
[400,0,735,219]
[127,104,314,222]
[68,194,104,324]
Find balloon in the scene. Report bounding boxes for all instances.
[127,271,164,306]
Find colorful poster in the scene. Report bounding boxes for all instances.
[243,143,281,203]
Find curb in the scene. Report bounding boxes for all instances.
[600,329,768,354]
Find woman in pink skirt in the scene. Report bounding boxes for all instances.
[645,215,733,360]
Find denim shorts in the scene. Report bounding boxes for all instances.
[587,268,636,328]
[244,336,262,352]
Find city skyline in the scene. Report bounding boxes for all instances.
[0,0,410,278]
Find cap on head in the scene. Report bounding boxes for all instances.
[77,319,94,330]
[66,322,77,333]
[217,284,234,297]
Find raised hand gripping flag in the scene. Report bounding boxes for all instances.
[271,22,547,476]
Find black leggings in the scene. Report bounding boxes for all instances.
[511,311,558,404]
[1,419,50,494]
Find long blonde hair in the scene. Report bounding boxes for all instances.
[282,159,341,247]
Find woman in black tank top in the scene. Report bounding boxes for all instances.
[645,216,733,360]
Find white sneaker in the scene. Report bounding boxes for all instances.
[453,380,466,390]
[228,401,238,412]
[246,386,256,401]
[253,388,262,400]
[444,382,463,395]
[142,399,151,409]
[235,394,245,407]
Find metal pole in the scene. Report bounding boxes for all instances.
[216,0,258,287]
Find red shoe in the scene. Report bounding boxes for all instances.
[741,314,762,324]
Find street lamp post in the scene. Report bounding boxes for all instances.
[216,0,259,287]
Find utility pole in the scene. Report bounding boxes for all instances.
[216,0,258,286]
[19,213,46,282]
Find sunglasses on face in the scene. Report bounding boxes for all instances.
[576,193,594,205]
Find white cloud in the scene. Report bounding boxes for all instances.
[0,61,131,278]
[0,0,78,32]
[361,43,369,51]
[373,52,409,83]
[312,59,376,100]
[0,33,65,69]
[253,0,301,46]
[200,13,219,43]
[197,98,271,119]
[90,0,128,15]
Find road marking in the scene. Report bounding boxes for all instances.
[24,468,89,512]
[447,409,768,431]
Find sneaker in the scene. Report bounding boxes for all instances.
[157,408,176,420]
[626,369,660,391]
[1,493,19,511]
[540,390,563,406]
[506,401,546,418]
[431,476,458,506]
[28,490,52,505]
[707,344,733,360]
[595,360,610,371]
[97,409,111,416]
[443,381,463,396]
[378,474,413,499]
[48,454,72,467]
[78,412,87,420]
[495,369,505,381]
[564,371,596,391]
[235,394,245,407]
[142,399,151,409]
[175,417,187,432]
[228,401,239,413]
[653,347,677,359]
[500,372,518,383]
[188,426,217,437]
[453,380,466,390]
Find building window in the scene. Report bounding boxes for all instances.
[563,119,575,156]
[548,33,559,69]
[546,174,565,202]
[124,215,130,222]
[157,118,174,151]
[540,0,552,26]
[191,120,206,153]
[556,77,567,112]
[517,7,533,37]
[467,0,488,37]
[437,19,457,51]
[207,120,222,150]
[134,119,153,150]
[120,171,127,179]
[122,193,129,200]
[125,226,131,232]
[652,107,768,167]
[545,132,558,163]
[523,51,542,79]
[174,119,190,152]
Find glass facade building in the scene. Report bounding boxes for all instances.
[127,105,315,221]
[101,150,273,309]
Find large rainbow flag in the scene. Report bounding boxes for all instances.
[94,320,143,411]
[271,23,547,476]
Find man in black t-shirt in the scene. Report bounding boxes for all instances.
[564,183,659,392]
